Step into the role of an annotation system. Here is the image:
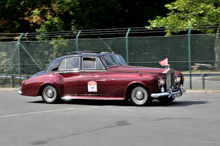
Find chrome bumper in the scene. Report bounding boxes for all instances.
[151,88,186,99]
[18,87,22,95]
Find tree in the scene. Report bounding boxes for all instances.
[0,0,175,33]
[0,0,52,33]
[27,0,175,32]
[147,0,220,70]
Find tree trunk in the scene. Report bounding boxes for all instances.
[214,26,220,70]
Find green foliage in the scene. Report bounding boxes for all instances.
[147,0,220,35]
[147,0,220,70]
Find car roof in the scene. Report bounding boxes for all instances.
[55,51,113,60]
[45,51,113,72]
[48,51,113,65]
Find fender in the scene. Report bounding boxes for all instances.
[22,73,64,96]
[124,73,159,97]
[39,73,65,97]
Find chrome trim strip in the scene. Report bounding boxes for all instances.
[56,70,108,74]
[62,96,124,100]
[81,70,108,72]
[55,70,80,74]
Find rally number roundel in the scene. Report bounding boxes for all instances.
[88,81,97,92]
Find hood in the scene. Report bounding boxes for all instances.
[108,66,182,76]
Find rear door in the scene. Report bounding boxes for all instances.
[57,57,80,96]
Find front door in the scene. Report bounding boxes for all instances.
[79,57,108,97]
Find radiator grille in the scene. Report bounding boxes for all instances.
[166,70,175,90]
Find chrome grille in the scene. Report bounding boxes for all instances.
[166,70,175,90]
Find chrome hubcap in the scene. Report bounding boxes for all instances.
[136,90,144,100]
[47,89,54,98]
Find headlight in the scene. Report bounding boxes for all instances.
[175,77,181,83]
[158,78,165,85]
[161,87,165,92]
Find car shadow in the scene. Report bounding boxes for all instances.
[63,99,133,106]
[29,99,208,107]
[150,100,208,107]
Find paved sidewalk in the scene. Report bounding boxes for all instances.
[0,88,220,94]
[0,88,19,92]
[185,90,220,94]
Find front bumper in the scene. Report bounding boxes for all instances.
[18,87,22,95]
[151,88,186,99]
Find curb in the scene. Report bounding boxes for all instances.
[0,88,19,92]
[185,90,220,94]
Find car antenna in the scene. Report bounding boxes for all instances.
[98,36,114,54]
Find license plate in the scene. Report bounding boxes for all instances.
[172,93,181,98]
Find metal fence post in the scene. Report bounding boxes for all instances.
[188,25,193,89]
[126,28,130,64]
[11,75,14,87]
[18,33,24,86]
[76,30,81,51]
[202,73,205,89]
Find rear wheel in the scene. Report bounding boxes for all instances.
[130,86,151,106]
[42,85,60,103]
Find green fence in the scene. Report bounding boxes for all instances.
[0,33,219,88]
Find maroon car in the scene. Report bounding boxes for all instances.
[18,51,185,106]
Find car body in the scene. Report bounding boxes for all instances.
[18,51,185,106]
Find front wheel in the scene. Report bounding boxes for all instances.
[130,86,151,106]
[42,85,60,103]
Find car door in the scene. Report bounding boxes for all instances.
[57,57,80,96]
[79,57,108,97]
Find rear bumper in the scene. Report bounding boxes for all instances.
[18,87,22,95]
[151,88,186,99]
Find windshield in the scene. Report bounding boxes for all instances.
[101,54,127,68]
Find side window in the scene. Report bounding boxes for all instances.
[46,59,61,72]
[58,57,80,70]
[82,57,105,70]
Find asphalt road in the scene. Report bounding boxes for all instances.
[0,92,220,146]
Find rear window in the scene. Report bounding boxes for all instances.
[58,57,80,70]
[46,59,61,72]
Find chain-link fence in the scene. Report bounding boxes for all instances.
[0,33,219,89]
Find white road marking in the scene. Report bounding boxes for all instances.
[0,106,104,118]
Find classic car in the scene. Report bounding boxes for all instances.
[18,51,185,106]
